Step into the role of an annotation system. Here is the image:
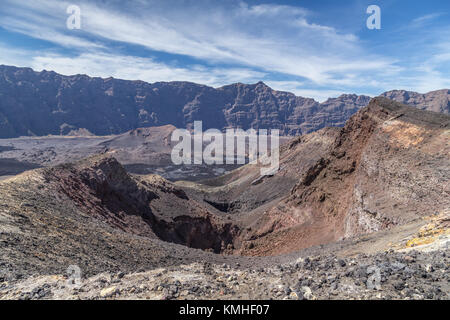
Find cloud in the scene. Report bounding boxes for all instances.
[0,44,33,67]
[265,80,369,102]
[2,17,103,50]
[237,3,309,19]
[0,46,265,87]
[0,0,398,86]
[412,13,445,26]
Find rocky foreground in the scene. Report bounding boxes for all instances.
[1,210,449,300]
[1,247,448,300]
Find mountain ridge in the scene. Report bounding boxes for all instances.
[1,64,448,138]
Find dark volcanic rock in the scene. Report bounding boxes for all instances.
[0,65,371,138]
[381,89,450,114]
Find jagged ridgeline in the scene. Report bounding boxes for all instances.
[1,65,448,138]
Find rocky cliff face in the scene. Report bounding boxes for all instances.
[0,65,371,138]
[1,64,448,139]
[381,89,450,114]
[238,98,450,255]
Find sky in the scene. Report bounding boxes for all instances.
[0,0,449,101]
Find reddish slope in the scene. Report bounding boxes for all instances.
[239,97,450,255]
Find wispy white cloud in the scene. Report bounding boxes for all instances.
[412,13,445,26]
[0,43,33,67]
[237,3,309,17]
[2,17,104,50]
[0,0,398,86]
[265,80,354,102]
[0,44,265,87]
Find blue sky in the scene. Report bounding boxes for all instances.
[0,0,449,101]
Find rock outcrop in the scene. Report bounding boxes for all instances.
[235,98,450,255]
[381,89,450,114]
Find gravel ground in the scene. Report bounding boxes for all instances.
[1,249,448,300]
